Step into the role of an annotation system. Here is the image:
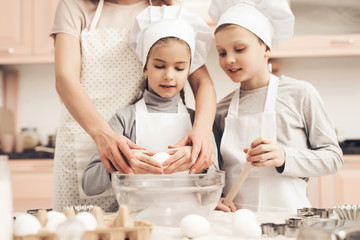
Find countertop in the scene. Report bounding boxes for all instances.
[13,210,341,240]
[1,150,54,159]
[150,211,302,240]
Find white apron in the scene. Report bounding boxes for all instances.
[53,0,144,212]
[132,97,195,214]
[220,75,310,212]
[135,98,192,152]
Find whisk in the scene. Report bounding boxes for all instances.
[63,205,94,214]
[333,204,360,221]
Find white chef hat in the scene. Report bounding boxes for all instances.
[130,5,212,74]
[208,0,294,49]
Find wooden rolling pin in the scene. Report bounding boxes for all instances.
[223,162,253,206]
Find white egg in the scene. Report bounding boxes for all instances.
[55,218,86,239]
[233,209,257,222]
[180,214,211,238]
[232,209,261,239]
[45,211,67,232]
[14,213,41,236]
[152,152,171,166]
[74,212,97,231]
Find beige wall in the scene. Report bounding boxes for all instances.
[2,64,59,145]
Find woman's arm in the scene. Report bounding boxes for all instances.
[54,33,138,174]
[172,65,216,173]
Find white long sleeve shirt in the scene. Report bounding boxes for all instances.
[214,76,343,178]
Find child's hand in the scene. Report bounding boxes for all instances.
[245,137,285,168]
[215,198,236,212]
[161,146,193,174]
[128,149,163,174]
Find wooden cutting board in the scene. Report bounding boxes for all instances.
[0,107,14,135]
[3,70,19,131]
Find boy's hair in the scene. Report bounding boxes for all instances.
[215,23,266,47]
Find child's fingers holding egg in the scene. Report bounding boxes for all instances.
[162,149,187,167]
[140,154,163,168]
[129,156,163,174]
[164,160,192,174]
[163,154,187,174]
[133,149,162,167]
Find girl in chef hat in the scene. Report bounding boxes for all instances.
[82,5,219,196]
[209,0,343,212]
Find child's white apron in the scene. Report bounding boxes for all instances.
[220,74,310,212]
[53,0,144,212]
[135,98,192,152]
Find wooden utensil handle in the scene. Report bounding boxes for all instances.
[223,162,253,206]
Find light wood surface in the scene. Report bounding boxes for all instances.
[3,70,18,132]
[307,155,360,208]
[9,159,54,212]
[223,162,253,206]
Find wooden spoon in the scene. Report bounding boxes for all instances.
[223,162,253,206]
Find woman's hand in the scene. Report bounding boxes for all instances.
[185,65,216,174]
[169,128,214,174]
[215,198,236,212]
[161,146,193,174]
[94,130,144,174]
[128,149,163,174]
[245,137,285,168]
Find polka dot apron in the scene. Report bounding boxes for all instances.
[53,0,144,212]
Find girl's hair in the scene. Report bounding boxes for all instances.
[90,0,174,5]
[144,37,191,105]
[145,37,191,69]
[215,23,265,46]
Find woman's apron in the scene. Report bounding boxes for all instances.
[135,98,192,152]
[220,75,310,212]
[53,0,144,212]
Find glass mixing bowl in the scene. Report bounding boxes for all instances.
[111,170,224,227]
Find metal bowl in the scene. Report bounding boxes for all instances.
[111,170,225,227]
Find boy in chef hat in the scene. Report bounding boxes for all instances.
[210,0,343,212]
[82,5,218,196]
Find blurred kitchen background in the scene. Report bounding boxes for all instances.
[0,0,359,211]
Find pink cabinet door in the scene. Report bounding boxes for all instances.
[0,0,32,57]
[0,0,58,64]
[307,155,360,208]
[334,160,360,205]
[9,159,54,212]
[33,0,58,56]
[272,35,360,58]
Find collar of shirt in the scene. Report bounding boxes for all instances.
[143,89,181,113]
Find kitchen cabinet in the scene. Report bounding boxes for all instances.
[0,0,58,65]
[183,0,360,58]
[272,0,360,58]
[9,159,53,212]
[271,35,360,58]
[307,155,360,208]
